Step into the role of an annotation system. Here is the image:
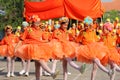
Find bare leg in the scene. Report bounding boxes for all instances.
[35,61,40,80]
[19,59,26,75]
[38,60,53,74]
[21,59,26,71]
[25,60,31,73]
[40,66,42,76]
[93,58,109,74]
[66,58,80,70]
[37,60,59,79]
[66,57,86,74]
[7,57,11,77]
[112,63,120,72]
[109,62,116,80]
[11,57,15,76]
[52,60,58,73]
[91,62,98,80]
[63,58,68,80]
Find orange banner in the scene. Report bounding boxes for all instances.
[24,0,104,20]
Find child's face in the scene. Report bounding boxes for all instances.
[103,28,109,34]
[61,23,68,29]
[6,29,12,35]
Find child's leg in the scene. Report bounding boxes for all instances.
[21,59,26,71]
[52,60,58,73]
[109,62,116,80]
[6,57,11,77]
[63,58,68,80]
[40,66,42,76]
[112,63,120,72]
[25,60,31,76]
[93,58,109,74]
[66,57,86,74]
[19,59,26,75]
[11,57,15,76]
[39,60,53,74]
[35,61,41,80]
[91,62,98,80]
[66,58,80,70]
[37,60,59,79]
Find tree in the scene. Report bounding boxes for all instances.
[103,10,120,23]
[0,0,24,31]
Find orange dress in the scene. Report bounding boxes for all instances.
[50,28,75,59]
[15,27,52,61]
[42,31,52,41]
[76,29,109,64]
[0,34,19,57]
[93,23,98,29]
[68,28,76,41]
[113,21,118,29]
[102,33,120,65]
[116,29,120,44]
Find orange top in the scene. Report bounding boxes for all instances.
[113,21,118,28]
[68,28,76,41]
[0,34,19,45]
[93,23,98,29]
[103,33,117,48]
[20,27,43,43]
[76,29,98,44]
[52,28,68,42]
[42,31,52,40]
[117,29,120,35]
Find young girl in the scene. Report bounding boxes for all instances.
[15,15,58,80]
[0,25,19,77]
[76,17,112,80]
[19,21,31,76]
[51,21,86,80]
[100,23,120,80]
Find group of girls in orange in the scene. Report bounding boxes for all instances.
[0,15,120,80]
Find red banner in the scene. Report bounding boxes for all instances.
[24,0,104,20]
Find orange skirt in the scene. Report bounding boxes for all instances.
[50,39,75,60]
[108,48,120,65]
[0,44,16,57]
[76,42,109,63]
[15,42,52,61]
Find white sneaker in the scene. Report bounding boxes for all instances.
[6,73,10,77]
[19,70,25,75]
[67,72,71,75]
[11,73,15,77]
[25,72,29,77]
[44,71,51,76]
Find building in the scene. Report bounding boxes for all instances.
[102,0,120,11]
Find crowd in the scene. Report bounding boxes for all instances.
[0,15,120,80]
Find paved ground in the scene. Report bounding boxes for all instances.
[0,57,120,80]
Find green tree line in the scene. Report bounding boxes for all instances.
[0,0,24,31]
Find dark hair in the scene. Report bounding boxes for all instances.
[4,25,12,32]
[61,22,67,25]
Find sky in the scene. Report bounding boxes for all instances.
[101,0,113,2]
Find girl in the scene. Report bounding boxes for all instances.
[0,25,19,77]
[51,21,86,80]
[76,17,112,80]
[15,15,58,80]
[19,21,31,76]
[99,23,120,80]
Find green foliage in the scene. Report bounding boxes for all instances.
[0,0,24,31]
[103,10,120,23]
